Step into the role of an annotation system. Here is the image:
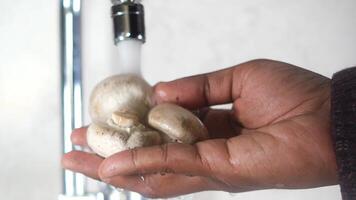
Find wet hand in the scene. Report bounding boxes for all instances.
[62,59,337,198]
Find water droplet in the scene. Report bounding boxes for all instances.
[140,175,145,181]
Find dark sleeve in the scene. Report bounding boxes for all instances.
[331,67,356,200]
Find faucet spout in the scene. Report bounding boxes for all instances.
[111,0,146,44]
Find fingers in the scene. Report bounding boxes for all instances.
[103,173,215,199]
[71,127,88,146]
[153,66,244,109]
[99,143,210,179]
[61,150,103,180]
[99,139,235,181]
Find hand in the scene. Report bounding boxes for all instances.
[62,59,337,198]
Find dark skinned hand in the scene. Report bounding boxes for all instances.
[62,59,337,198]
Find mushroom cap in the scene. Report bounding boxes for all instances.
[89,74,153,125]
[148,103,209,144]
[126,130,162,149]
[87,123,129,158]
[87,123,162,158]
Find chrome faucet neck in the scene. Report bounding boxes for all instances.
[111,0,146,44]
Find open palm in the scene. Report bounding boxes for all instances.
[62,59,337,198]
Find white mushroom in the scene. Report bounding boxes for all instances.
[148,103,209,144]
[87,74,161,158]
[87,74,209,158]
[87,122,162,158]
[87,123,129,158]
[89,74,153,125]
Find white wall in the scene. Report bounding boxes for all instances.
[0,0,61,199]
[1,0,355,199]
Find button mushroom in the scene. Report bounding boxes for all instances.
[86,74,208,158]
[89,74,154,125]
[87,74,161,158]
[147,103,209,144]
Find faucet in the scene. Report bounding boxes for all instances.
[59,0,146,199]
[111,0,145,44]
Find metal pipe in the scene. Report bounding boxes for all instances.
[60,0,87,198]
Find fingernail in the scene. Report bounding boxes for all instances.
[153,84,169,105]
[156,87,168,98]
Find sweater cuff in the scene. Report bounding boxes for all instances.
[331,67,356,200]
